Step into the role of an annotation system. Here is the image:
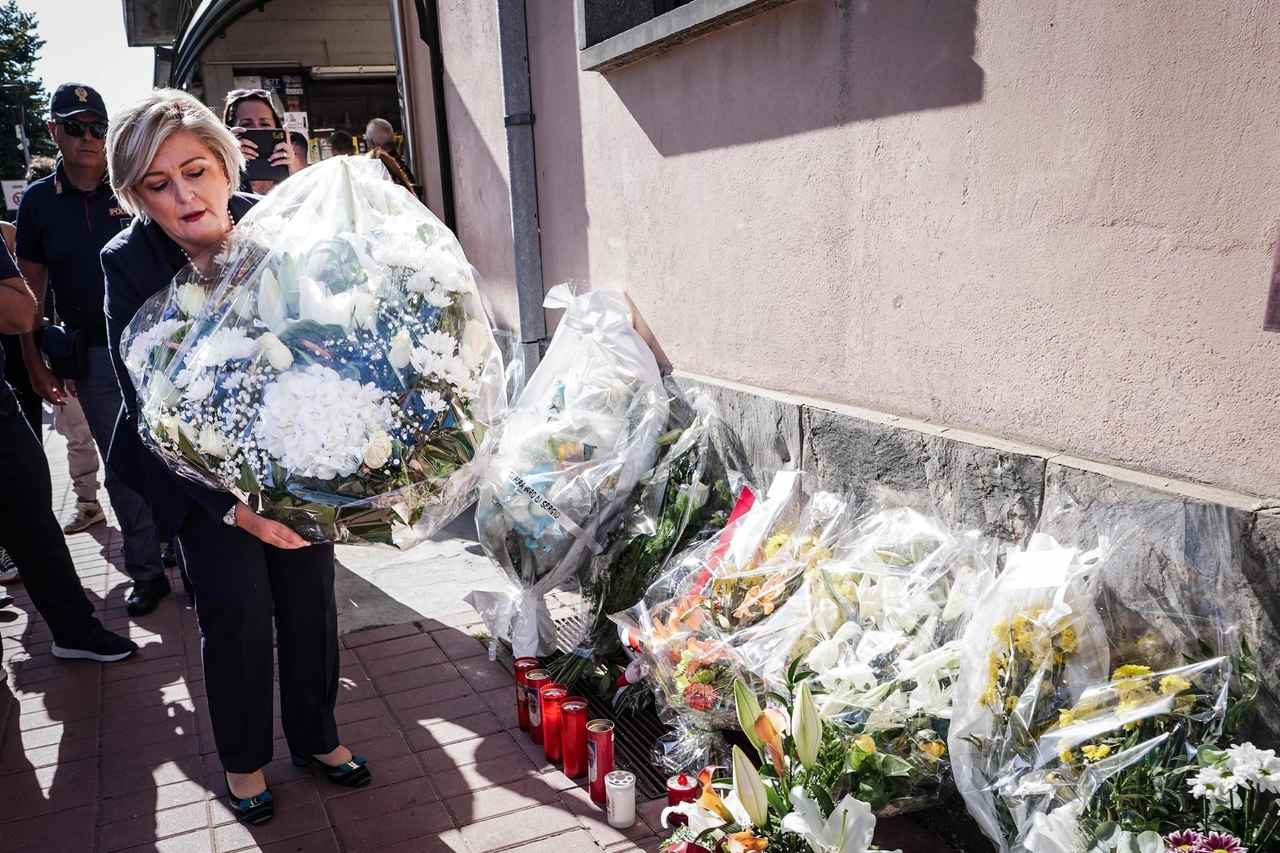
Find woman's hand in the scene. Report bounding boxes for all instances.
[230,126,258,161]
[270,141,301,175]
[233,503,310,549]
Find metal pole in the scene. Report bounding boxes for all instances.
[496,0,546,371]
[16,103,29,168]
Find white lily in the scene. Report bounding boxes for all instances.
[258,268,281,325]
[731,746,769,828]
[660,800,728,835]
[734,680,766,753]
[779,788,876,853]
[299,277,355,331]
[792,681,823,770]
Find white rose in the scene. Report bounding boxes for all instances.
[461,319,489,359]
[160,414,195,445]
[258,332,294,370]
[198,424,229,458]
[175,282,207,317]
[363,429,392,468]
[388,328,412,370]
[353,292,378,330]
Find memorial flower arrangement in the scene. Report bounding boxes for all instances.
[659,671,901,853]
[949,507,1254,853]
[467,284,669,658]
[728,504,995,815]
[546,395,735,699]
[616,474,812,734]
[122,157,504,545]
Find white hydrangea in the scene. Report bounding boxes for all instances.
[254,365,394,480]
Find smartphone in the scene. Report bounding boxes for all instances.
[242,128,290,183]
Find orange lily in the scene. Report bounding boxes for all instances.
[695,766,734,822]
[724,831,770,853]
[754,707,788,776]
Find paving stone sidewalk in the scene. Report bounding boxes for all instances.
[0,420,953,853]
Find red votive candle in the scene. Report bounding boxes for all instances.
[540,686,568,763]
[665,772,699,826]
[587,719,615,805]
[514,657,540,731]
[525,670,550,744]
[561,697,589,778]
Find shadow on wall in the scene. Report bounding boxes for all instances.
[604,0,984,156]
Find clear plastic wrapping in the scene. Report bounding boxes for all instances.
[121,157,505,546]
[736,500,997,815]
[466,284,668,658]
[546,383,734,698]
[949,502,1240,853]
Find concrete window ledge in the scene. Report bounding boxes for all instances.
[579,0,800,73]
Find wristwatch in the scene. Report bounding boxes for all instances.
[222,504,239,527]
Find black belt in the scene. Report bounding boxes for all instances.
[69,327,109,347]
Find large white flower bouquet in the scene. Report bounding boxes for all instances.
[122,157,505,546]
[948,504,1245,853]
[466,284,669,658]
[729,501,995,815]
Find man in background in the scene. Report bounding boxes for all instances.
[330,130,356,157]
[289,131,310,169]
[365,117,416,188]
[16,83,168,617]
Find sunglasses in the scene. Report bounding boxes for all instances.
[228,88,272,100]
[59,118,108,140]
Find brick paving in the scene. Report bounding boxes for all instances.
[0,420,953,853]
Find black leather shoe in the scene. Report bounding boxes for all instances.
[126,577,171,617]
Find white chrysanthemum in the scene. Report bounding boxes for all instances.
[419,390,446,413]
[423,288,452,308]
[420,330,456,356]
[125,318,184,375]
[1227,743,1272,778]
[254,365,393,479]
[190,328,258,368]
[181,371,216,403]
[1190,766,1238,803]
[409,346,441,377]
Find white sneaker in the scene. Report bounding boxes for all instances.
[0,547,17,583]
[63,500,106,534]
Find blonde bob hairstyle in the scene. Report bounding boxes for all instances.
[107,88,244,222]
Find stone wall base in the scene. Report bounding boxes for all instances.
[673,369,1280,746]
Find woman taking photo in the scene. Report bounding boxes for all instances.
[222,88,302,194]
[100,89,370,826]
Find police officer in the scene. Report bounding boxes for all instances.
[16,83,169,617]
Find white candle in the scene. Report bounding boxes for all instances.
[605,770,636,828]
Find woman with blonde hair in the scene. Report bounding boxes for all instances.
[100,89,371,826]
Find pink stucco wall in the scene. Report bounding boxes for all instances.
[436,0,1280,499]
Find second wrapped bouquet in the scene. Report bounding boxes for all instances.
[122,157,505,546]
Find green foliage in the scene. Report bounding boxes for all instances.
[0,0,54,216]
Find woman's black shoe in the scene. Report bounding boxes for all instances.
[291,752,372,787]
[226,786,273,825]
